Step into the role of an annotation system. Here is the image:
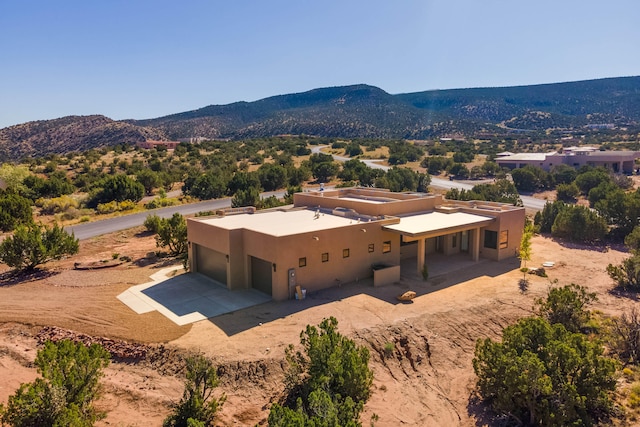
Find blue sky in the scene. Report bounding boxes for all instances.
[1,0,638,128]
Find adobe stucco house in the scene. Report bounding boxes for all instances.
[496,147,640,174]
[187,188,525,301]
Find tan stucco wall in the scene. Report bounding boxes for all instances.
[188,215,401,301]
[264,222,400,300]
[294,190,442,217]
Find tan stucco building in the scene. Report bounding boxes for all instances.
[496,147,640,174]
[187,188,525,301]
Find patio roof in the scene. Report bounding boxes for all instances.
[382,211,495,239]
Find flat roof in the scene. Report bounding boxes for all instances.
[495,152,553,161]
[383,211,494,238]
[195,208,367,237]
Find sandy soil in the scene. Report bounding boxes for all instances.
[0,227,636,426]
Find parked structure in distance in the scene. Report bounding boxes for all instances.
[136,140,180,149]
[187,188,525,301]
[495,146,640,174]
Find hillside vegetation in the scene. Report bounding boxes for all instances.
[1,76,639,161]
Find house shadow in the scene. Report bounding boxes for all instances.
[204,255,519,337]
[0,269,58,287]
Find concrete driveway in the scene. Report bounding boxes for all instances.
[117,267,271,326]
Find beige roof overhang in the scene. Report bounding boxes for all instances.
[382,211,495,240]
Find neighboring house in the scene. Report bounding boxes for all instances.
[137,140,180,149]
[187,188,525,301]
[496,147,640,173]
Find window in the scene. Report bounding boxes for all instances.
[452,234,457,248]
[484,230,498,249]
[299,257,306,267]
[368,243,375,253]
[499,230,509,249]
[382,241,391,253]
[322,252,329,262]
[343,248,350,258]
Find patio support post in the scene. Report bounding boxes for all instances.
[472,228,480,262]
[417,238,426,275]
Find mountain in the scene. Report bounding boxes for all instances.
[132,85,431,140]
[1,76,639,160]
[131,76,640,139]
[0,115,166,161]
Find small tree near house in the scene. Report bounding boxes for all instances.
[518,221,534,285]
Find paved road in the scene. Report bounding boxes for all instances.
[312,145,546,211]
[65,191,285,240]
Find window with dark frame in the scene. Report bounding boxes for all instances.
[343,248,350,258]
[322,252,329,262]
[484,230,498,249]
[382,241,391,253]
[452,234,457,248]
[368,243,374,253]
[299,257,306,267]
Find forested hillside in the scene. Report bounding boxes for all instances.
[1,76,638,161]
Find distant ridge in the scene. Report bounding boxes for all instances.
[1,76,639,160]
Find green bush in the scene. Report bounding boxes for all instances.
[0,223,79,272]
[551,204,608,243]
[144,214,162,234]
[0,340,110,426]
[0,193,34,232]
[269,317,373,427]
[163,354,225,427]
[535,284,597,333]
[473,317,616,426]
[145,197,177,209]
[607,253,640,291]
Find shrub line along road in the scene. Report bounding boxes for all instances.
[65,152,544,241]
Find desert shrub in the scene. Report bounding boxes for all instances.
[154,213,187,256]
[534,200,566,233]
[607,253,640,290]
[118,200,136,211]
[625,226,640,253]
[145,197,177,209]
[0,340,110,426]
[144,214,162,234]
[96,200,136,214]
[611,308,640,365]
[556,182,579,201]
[87,174,144,207]
[535,284,597,333]
[269,317,373,427]
[551,204,608,243]
[473,317,616,426]
[36,195,79,215]
[0,223,79,272]
[0,193,34,232]
[96,201,119,214]
[163,354,225,427]
[59,207,81,221]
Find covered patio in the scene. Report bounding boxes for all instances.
[383,211,495,276]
